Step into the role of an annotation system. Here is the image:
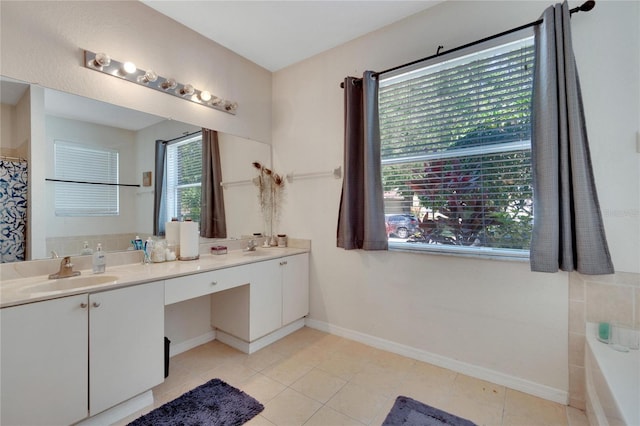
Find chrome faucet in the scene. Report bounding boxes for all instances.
[49,256,81,279]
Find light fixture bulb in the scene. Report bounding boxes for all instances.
[199,90,212,102]
[137,69,158,84]
[91,52,111,68]
[160,78,177,90]
[122,62,137,74]
[179,84,195,96]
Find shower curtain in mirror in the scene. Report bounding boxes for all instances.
[0,159,28,263]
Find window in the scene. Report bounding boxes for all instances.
[165,134,202,223]
[379,37,534,257]
[54,140,119,216]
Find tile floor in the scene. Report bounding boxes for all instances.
[118,327,589,426]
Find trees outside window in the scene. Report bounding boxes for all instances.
[166,135,202,223]
[379,36,534,255]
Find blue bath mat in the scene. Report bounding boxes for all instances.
[128,378,263,426]
[383,395,477,426]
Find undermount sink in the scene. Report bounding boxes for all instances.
[20,275,119,294]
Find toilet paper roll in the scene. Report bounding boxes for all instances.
[179,221,200,260]
[165,221,181,257]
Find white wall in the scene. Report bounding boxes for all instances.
[0,1,272,144]
[272,0,639,402]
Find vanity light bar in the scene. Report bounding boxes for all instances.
[83,51,238,115]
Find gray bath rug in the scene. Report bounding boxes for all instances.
[127,378,263,426]
[383,395,477,426]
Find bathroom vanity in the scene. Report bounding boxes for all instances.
[0,246,309,425]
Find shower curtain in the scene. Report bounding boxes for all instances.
[0,159,28,262]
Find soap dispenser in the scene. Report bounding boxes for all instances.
[92,243,106,274]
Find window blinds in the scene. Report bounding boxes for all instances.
[54,141,119,216]
[378,38,534,251]
[166,135,202,222]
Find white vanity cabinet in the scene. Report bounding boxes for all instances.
[211,253,309,345]
[89,281,165,416]
[0,281,164,425]
[1,294,89,426]
[164,267,241,305]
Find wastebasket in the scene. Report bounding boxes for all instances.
[164,337,171,378]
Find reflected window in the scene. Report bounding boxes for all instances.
[54,140,119,216]
[165,134,202,223]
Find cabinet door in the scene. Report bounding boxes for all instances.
[89,281,164,415]
[282,253,310,325]
[249,259,282,341]
[1,295,89,426]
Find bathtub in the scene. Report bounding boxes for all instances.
[585,322,639,426]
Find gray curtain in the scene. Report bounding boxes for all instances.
[200,128,227,238]
[337,71,388,250]
[530,2,613,274]
[153,140,167,236]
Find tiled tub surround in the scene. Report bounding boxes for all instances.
[585,322,639,426]
[568,271,640,410]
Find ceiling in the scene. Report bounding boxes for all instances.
[141,0,441,72]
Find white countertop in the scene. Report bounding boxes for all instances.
[0,247,308,309]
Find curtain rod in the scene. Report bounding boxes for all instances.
[160,130,202,145]
[0,155,27,162]
[340,0,595,88]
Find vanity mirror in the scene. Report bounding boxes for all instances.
[0,76,271,261]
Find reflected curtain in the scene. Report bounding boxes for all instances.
[530,2,613,274]
[153,140,167,236]
[0,159,28,262]
[200,128,227,238]
[337,71,388,250]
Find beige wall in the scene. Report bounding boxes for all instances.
[272,0,639,404]
[568,271,640,409]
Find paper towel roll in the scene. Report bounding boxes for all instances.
[165,221,181,257]
[179,221,200,260]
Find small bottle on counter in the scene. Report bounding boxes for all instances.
[92,244,106,274]
[81,241,93,255]
[143,237,153,264]
[133,236,143,251]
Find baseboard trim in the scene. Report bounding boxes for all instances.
[216,319,306,354]
[305,318,568,405]
[170,330,216,357]
[76,390,153,426]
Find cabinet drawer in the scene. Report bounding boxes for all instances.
[165,268,247,305]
